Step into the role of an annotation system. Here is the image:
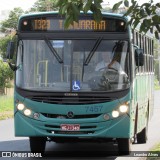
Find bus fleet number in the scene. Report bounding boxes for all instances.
[85,106,103,113]
[34,19,50,30]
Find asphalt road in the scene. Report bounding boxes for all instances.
[0,90,160,160]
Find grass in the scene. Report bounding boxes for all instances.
[0,96,14,120]
[151,143,160,151]
[147,143,160,160]
[154,78,160,90]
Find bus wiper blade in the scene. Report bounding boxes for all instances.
[44,37,63,63]
[84,37,103,65]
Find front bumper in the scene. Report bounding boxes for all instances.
[15,111,130,138]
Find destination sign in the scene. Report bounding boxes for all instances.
[20,16,126,32]
[33,19,106,31]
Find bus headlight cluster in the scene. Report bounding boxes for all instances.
[17,103,32,117]
[112,103,128,118]
[17,103,40,119]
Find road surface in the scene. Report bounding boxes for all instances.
[0,90,160,159]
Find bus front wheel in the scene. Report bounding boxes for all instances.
[117,138,131,155]
[137,127,148,144]
[137,110,148,144]
[29,137,46,154]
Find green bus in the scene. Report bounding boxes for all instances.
[7,12,154,155]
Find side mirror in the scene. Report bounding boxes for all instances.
[135,49,144,66]
[6,41,15,59]
[6,41,17,71]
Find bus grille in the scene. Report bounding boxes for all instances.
[41,113,101,119]
[29,95,113,104]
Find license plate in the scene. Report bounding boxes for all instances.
[61,124,80,131]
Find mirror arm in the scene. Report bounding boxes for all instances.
[8,61,17,71]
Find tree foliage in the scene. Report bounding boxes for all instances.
[56,0,160,38]
[0,8,21,93]
[0,35,15,94]
[56,0,103,28]
[0,8,24,32]
[113,0,160,39]
[29,0,58,12]
[0,60,13,94]
[0,36,13,58]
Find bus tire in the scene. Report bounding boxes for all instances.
[137,109,148,144]
[117,138,131,155]
[137,127,148,144]
[29,137,46,154]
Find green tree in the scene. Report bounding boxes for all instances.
[113,0,160,39]
[0,8,21,94]
[154,39,160,82]
[0,35,13,59]
[0,60,13,95]
[29,0,58,12]
[55,0,160,39]
[0,8,24,33]
[0,35,15,95]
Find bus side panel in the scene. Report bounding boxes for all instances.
[134,73,154,134]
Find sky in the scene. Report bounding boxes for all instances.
[0,0,159,14]
[0,0,37,12]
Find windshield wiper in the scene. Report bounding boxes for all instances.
[84,37,103,65]
[44,37,63,63]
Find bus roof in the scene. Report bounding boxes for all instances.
[19,11,128,21]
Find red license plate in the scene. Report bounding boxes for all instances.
[61,124,80,131]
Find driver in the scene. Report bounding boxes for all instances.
[95,52,121,71]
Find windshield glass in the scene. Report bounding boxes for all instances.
[16,39,130,92]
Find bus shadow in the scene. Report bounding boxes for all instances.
[45,141,119,159]
[0,140,119,159]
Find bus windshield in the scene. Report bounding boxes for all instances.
[16,39,130,92]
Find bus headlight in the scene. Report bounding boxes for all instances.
[17,103,25,111]
[24,109,32,116]
[119,104,128,113]
[112,110,119,118]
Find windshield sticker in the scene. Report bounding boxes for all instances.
[72,81,81,91]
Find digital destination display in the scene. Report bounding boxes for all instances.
[20,16,126,32]
[33,19,106,31]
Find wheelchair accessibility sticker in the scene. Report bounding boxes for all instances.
[72,81,80,91]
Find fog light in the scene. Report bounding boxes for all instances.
[33,113,40,119]
[24,109,31,116]
[112,110,119,118]
[103,114,110,120]
[119,104,128,113]
[17,103,25,111]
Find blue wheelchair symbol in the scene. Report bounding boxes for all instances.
[72,81,80,91]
